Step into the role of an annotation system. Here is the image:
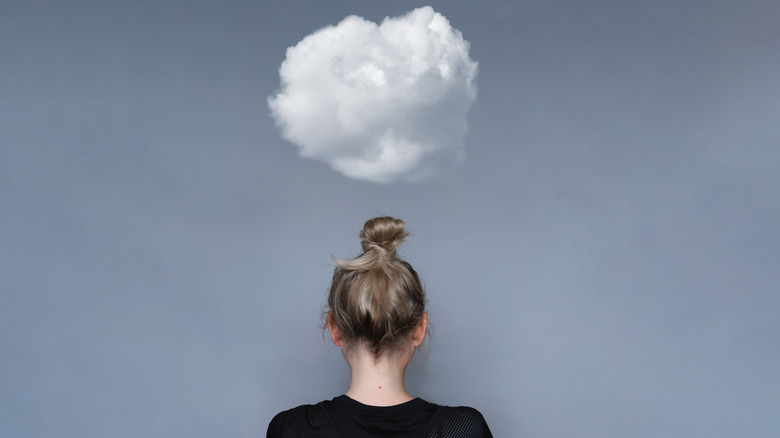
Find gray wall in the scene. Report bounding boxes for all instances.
[2,1,779,437]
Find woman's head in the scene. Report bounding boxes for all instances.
[326,217,427,359]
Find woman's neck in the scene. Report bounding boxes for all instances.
[343,348,414,406]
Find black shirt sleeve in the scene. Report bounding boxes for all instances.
[438,406,493,438]
[266,410,287,438]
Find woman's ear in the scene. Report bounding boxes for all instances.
[412,312,428,347]
[327,313,343,347]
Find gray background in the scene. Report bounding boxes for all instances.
[2,1,778,437]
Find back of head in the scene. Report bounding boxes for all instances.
[327,217,426,359]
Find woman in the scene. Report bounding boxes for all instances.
[267,217,492,437]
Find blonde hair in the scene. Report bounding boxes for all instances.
[326,217,426,359]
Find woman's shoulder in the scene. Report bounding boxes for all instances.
[438,404,488,419]
[267,401,337,438]
[433,404,493,438]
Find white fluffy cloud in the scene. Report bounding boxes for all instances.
[268,6,478,183]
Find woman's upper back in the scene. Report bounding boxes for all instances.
[267,396,493,438]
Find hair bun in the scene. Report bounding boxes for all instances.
[360,216,409,254]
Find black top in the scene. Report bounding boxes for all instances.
[267,395,492,438]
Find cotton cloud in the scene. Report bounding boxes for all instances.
[268,6,478,183]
